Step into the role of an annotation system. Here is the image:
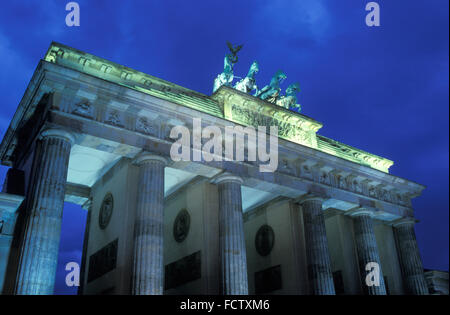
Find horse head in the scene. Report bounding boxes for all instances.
[286,82,300,96]
[247,61,259,78]
[271,70,287,87]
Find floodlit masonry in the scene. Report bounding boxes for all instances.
[169,118,279,172]
[0,42,429,295]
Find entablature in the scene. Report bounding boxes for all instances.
[0,46,424,220]
[42,42,394,173]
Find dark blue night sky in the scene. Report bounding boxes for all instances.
[0,1,448,294]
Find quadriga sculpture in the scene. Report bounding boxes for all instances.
[234,61,259,94]
[254,70,287,103]
[213,42,243,93]
[276,83,301,112]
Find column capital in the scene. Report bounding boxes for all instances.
[213,173,243,185]
[348,207,376,218]
[40,128,75,145]
[392,217,418,228]
[296,194,324,205]
[133,153,168,166]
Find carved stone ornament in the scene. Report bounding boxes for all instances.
[173,209,191,243]
[99,193,114,230]
[72,101,92,117]
[105,110,122,126]
[255,224,275,256]
[136,116,153,134]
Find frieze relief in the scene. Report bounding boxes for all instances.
[105,110,123,127]
[281,158,412,207]
[72,100,93,118]
[310,164,323,183]
[279,159,295,175]
[55,91,411,208]
[46,47,65,63]
[352,179,363,194]
[320,172,330,185]
[390,191,399,204]
[136,116,158,136]
[291,159,305,178]
[230,103,315,147]
[369,186,376,198]
[301,164,313,180]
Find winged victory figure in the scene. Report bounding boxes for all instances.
[213,42,243,93]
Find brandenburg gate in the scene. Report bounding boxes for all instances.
[0,42,428,295]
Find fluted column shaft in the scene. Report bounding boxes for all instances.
[351,210,386,295]
[15,129,74,295]
[132,155,166,295]
[301,197,335,295]
[393,219,428,295]
[78,199,92,295]
[216,175,248,295]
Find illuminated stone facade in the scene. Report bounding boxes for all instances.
[0,43,428,295]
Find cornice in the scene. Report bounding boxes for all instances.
[43,42,394,174]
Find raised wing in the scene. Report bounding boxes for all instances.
[235,44,243,53]
[226,41,233,52]
[227,42,244,55]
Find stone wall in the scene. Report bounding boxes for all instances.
[83,158,137,294]
[374,223,405,295]
[325,213,361,294]
[244,200,305,294]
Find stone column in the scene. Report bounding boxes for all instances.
[300,197,335,295]
[131,154,167,295]
[78,198,92,295]
[15,129,74,295]
[350,209,386,295]
[393,218,428,295]
[216,174,248,295]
